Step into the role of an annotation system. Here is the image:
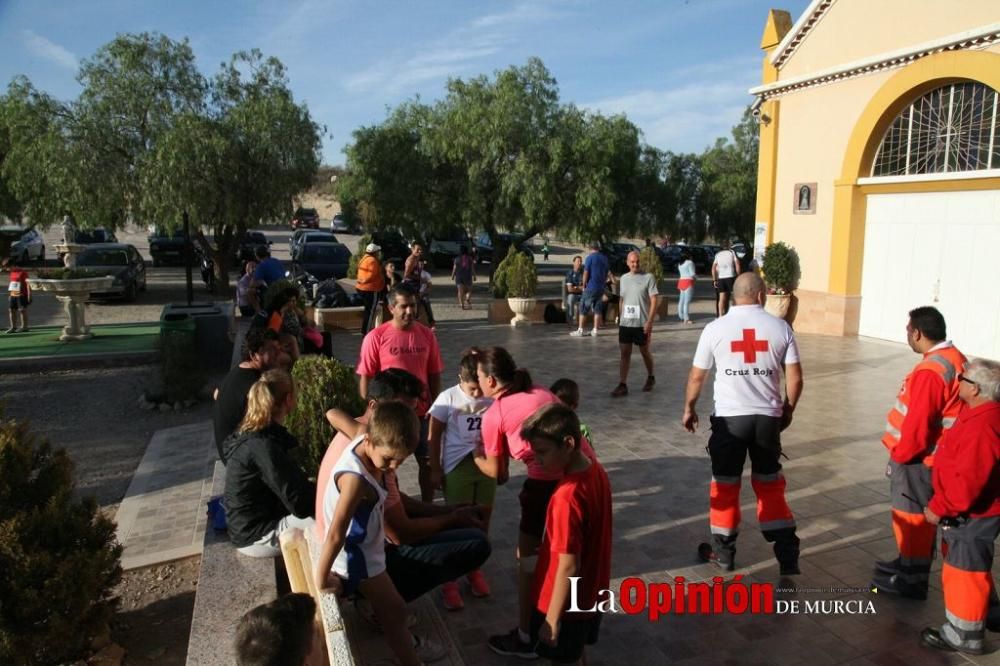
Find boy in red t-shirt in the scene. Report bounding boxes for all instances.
[3,258,31,334]
[521,403,612,664]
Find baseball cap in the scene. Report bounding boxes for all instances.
[365,243,381,253]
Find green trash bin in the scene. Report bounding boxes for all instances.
[160,312,201,403]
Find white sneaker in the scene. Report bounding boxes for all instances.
[590,328,598,337]
[412,633,448,662]
[569,328,584,337]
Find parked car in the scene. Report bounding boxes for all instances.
[655,244,685,273]
[73,228,118,244]
[330,213,357,233]
[369,229,411,266]
[427,227,474,269]
[601,242,640,275]
[684,245,714,274]
[291,231,339,261]
[473,232,534,264]
[290,207,320,230]
[148,228,193,267]
[233,230,271,263]
[76,243,147,301]
[292,242,352,281]
[7,227,45,263]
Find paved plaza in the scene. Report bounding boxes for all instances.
[117,299,1000,664]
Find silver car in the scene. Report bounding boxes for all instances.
[8,227,45,263]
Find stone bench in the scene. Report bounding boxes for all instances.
[281,528,358,665]
[186,462,279,666]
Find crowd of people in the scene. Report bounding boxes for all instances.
[208,237,999,664]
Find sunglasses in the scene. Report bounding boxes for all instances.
[958,374,977,386]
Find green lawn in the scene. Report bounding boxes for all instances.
[0,323,161,359]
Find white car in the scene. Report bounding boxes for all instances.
[330,213,350,233]
[8,227,45,263]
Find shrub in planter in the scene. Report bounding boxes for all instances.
[492,246,537,298]
[761,241,801,294]
[285,355,366,477]
[639,246,664,283]
[0,414,122,664]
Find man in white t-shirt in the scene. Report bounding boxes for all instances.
[682,272,804,575]
[712,240,741,317]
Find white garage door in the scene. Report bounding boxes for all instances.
[859,190,1000,360]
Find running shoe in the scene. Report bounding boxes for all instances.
[413,633,449,662]
[467,569,491,598]
[611,383,628,397]
[441,581,464,610]
[3,328,16,334]
[642,375,655,392]
[698,542,735,571]
[569,328,585,337]
[590,327,598,337]
[488,628,537,659]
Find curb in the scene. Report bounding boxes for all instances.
[0,350,161,374]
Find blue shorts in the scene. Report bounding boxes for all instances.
[579,291,606,316]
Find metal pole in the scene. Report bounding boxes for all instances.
[184,211,194,306]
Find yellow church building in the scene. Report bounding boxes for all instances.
[751,0,1000,360]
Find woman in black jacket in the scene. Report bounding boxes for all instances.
[223,368,316,557]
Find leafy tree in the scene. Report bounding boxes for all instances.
[0,35,320,290]
[699,107,759,245]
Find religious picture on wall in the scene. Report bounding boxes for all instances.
[793,182,817,214]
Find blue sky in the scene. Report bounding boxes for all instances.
[0,0,811,164]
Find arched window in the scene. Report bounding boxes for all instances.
[871,82,1000,177]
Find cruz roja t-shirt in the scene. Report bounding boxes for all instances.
[534,460,612,620]
[213,366,262,461]
[429,385,494,474]
[618,272,658,328]
[692,304,799,418]
[355,321,444,415]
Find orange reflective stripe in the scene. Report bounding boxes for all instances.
[943,562,992,624]
[891,509,937,559]
[751,475,795,525]
[709,480,741,534]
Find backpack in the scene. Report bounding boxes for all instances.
[544,302,566,324]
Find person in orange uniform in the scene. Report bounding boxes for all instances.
[356,242,386,335]
[920,359,1000,655]
[872,306,966,599]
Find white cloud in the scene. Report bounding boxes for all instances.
[342,1,564,96]
[581,61,759,153]
[21,30,78,72]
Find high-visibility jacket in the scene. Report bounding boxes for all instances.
[356,254,385,293]
[882,342,966,465]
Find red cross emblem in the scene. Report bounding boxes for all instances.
[731,328,769,363]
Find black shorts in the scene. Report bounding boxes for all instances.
[618,326,647,346]
[715,277,736,294]
[8,295,28,311]
[518,478,558,538]
[414,416,430,459]
[530,610,602,663]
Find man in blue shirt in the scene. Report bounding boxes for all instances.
[570,242,610,337]
[250,245,286,314]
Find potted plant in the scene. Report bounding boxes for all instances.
[493,246,538,326]
[761,241,800,320]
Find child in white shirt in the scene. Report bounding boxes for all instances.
[428,348,495,610]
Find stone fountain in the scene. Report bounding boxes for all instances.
[26,218,112,341]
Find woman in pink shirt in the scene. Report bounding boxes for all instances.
[472,346,561,658]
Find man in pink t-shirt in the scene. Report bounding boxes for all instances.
[357,284,444,502]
